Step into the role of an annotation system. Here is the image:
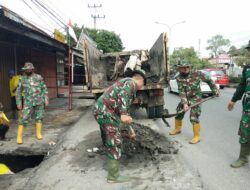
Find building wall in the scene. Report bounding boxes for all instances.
[0,42,58,111]
[0,42,15,110]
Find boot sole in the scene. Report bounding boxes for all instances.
[230,162,248,168]
[169,131,181,135]
[107,180,130,184]
[189,140,200,144]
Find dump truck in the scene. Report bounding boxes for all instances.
[78,32,169,118]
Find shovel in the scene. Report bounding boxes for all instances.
[162,95,216,126]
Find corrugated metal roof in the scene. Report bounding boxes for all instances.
[0,5,48,36]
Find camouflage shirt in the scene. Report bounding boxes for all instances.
[95,78,137,118]
[16,73,48,107]
[176,71,218,104]
[232,65,250,103]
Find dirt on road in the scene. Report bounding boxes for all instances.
[0,103,202,190]
[70,123,202,190]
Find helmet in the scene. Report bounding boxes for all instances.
[22,62,35,70]
[8,70,15,76]
[178,60,191,68]
[132,69,147,85]
[245,40,250,49]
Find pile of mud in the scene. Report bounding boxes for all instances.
[120,123,177,161]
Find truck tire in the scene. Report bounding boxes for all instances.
[147,105,164,118]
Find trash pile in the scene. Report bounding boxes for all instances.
[120,123,177,161]
[87,123,178,162]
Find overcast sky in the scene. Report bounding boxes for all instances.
[1,0,250,56]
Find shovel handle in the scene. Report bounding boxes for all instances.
[162,95,216,119]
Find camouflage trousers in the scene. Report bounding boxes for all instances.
[94,111,122,160]
[19,104,44,126]
[175,101,201,124]
[238,105,250,144]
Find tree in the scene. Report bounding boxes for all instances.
[170,47,209,70]
[85,28,124,53]
[232,46,249,67]
[206,35,230,58]
[228,45,238,57]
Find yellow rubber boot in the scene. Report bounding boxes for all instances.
[189,123,201,144]
[169,119,182,135]
[16,125,24,144]
[35,122,43,140]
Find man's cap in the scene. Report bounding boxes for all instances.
[178,60,191,68]
[132,69,147,85]
[245,40,250,49]
[22,62,35,70]
[8,70,15,76]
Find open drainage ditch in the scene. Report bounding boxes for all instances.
[0,154,45,173]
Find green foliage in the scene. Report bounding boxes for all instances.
[85,28,124,53]
[230,45,249,67]
[228,45,238,56]
[229,75,241,83]
[62,25,124,53]
[206,35,230,57]
[63,24,83,47]
[170,47,211,71]
[73,24,82,39]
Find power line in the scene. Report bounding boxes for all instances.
[44,0,69,24]
[19,0,55,34]
[88,3,105,29]
[30,0,63,28]
[96,0,107,28]
[21,0,57,33]
[31,0,66,27]
[39,0,67,25]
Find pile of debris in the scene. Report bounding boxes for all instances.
[121,123,177,161]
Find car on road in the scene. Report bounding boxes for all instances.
[200,68,229,89]
[168,73,216,96]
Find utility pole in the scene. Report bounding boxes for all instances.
[88,4,105,29]
[198,39,201,58]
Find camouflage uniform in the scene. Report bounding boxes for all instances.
[175,71,218,124]
[93,78,137,160]
[231,65,250,144]
[16,73,48,126]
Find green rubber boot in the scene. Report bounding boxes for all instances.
[107,159,130,183]
[230,143,249,168]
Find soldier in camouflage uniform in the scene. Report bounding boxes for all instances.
[93,69,146,183]
[16,62,49,144]
[228,41,250,168]
[169,60,219,144]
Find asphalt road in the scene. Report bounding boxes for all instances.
[164,88,250,190]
